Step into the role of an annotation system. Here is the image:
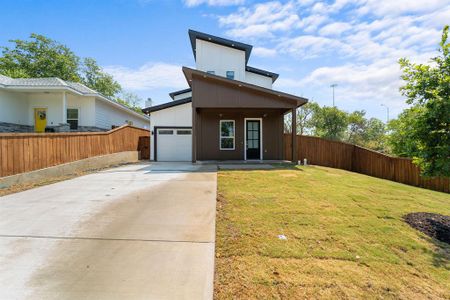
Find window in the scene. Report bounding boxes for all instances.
[177,129,192,135]
[158,130,174,135]
[207,71,215,75]
[226,71,235,80]
[220,120,235,150]
[66,108,79,130]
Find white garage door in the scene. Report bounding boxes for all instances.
[157,128,192,161]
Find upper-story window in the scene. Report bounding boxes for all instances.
[207,70,215,75]
[226,71,235,80]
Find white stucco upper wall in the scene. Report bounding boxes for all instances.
[173,91,192,100]
[195,39,246,81]
[194,39,276,89]
[245,71,273,89]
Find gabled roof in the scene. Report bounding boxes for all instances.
[169,88,192,100]
[189,29,253,64]
[182,67,308,107]
[246,66,279,82]
[142,97,192,114]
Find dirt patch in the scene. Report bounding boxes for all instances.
[404,212,450,244]
[280,174,297,178]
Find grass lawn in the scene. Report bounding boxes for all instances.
[214,165,450,299]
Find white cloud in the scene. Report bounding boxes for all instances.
[319,22,352,36]
[183,0,244,7]
[103,62,187,90]
[275,61,407,113]
[356,0,449,17]
[278,35,352,59]
[252,46,277,57]
[218,1,300,38]
[204,0,449,118]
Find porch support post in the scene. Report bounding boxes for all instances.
[291,107,297,163]
[192,107,197,163]
[62,91,67,124]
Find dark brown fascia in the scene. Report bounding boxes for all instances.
[142,97,192,114]
[169,88,192,100]
[245,66,279,82]
[182,66,308,107]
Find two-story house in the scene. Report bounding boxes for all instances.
[143,29,307,162]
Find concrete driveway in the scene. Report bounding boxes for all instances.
[0,162,217,300]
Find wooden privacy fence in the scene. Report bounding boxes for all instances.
[284,134,449,193]
[0,125,150,177]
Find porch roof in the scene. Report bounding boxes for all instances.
[182,67,308,109]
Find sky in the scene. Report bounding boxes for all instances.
[0,0,448,121]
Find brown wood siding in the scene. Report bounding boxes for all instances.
[284,134,449,193]
[192,76,296,109]
[197,108,284,161]
[0,125,149,177]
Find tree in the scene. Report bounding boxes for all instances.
[312,106,348,140]
[0,33,124,100]
[347,110,367,145]
[284,101,320,134]
[364,117,386,152]
[397,25,450,177]
[297,101,320,135]
[81,58,121,98]
[387,107,421,157]
[0,34,80,81]
[117,92,144,114]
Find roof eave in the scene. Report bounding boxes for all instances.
[142,97,192,114]
[95,95,149,121]
[168,87,192,100]
[182,66,308,107]
[245,66,280,83]
[188,29,253,64]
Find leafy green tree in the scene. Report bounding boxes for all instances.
[285,101,320,134]
[0,34,80,81]
[81,58,121,98]
[397,25,450,177]
[117,92,144,114]
[364,117,386,151]
[297,101,320,135]
[0,33,123,99]
[312,106,349,140]
[347,110,367,145]
[387,107,421,157]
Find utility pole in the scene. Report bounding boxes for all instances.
[381,104,389,123]
[330,84,337,107]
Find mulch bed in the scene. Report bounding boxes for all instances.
[404,212,450,244]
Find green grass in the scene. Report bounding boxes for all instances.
[214,165,450,299]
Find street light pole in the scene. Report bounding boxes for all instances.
[330,84,337,107]
[381,104,389,123]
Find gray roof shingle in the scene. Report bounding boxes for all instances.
[0,74,95,95]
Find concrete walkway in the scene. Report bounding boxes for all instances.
[0,162,217,300]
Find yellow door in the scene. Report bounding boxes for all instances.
[34,108,47,133]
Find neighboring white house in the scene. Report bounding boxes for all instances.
[0,74,149,132]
